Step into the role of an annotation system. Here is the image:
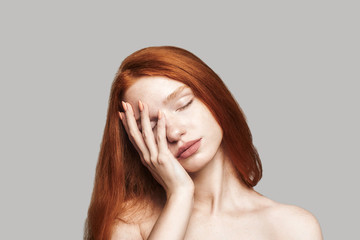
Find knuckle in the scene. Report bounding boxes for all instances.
[156,134,162,142]
[142,131,149,140]
[129,129,137,137]
[142,154,150,163]
[157,158,164,165]
[150,156,157,163]
[157,153,167,164]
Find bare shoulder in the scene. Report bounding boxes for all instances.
[111,199,163,240]
[111,218,143,240]
[263,200,323,240]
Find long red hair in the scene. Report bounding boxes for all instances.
[84,46,262,240]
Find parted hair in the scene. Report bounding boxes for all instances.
[84,46,262,240]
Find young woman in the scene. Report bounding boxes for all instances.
[85,46,323,240]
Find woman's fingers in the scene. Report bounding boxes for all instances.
[118,112,135,147]
[118,111,147,166]
[120,100,174,170]
[139,101,159,165]
[121,101,152,167]
[120,101,194,194]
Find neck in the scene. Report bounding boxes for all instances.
[189,146,256,216]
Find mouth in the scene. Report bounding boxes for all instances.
[176,138,202,159]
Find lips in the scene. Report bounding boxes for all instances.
[176,138,202,158]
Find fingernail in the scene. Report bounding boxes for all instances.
[119,112,123,120]
[138,100,144,112]
[122,101,127,111]
[158,110,162,120]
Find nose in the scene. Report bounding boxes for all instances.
[164,113,186,143]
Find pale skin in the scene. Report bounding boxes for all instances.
[113,76,323,240]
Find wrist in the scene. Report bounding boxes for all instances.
[167,187,194,201]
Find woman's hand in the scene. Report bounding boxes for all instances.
[119,100,194,198]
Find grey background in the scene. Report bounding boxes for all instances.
[1,1,358,239]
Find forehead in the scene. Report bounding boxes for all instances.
[123,76,189,106]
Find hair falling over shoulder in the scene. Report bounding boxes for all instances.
[84,46,262,240]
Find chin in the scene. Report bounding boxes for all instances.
[180,152,215,173]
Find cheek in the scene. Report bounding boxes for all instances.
[188,104,209,125]
[203,114,223,142]
[197,107,220,131]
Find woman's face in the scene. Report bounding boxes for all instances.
[123,76,223,173]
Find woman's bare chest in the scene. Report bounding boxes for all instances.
[183,213,276,240]
[141,211,277,240]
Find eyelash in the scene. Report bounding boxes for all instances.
[151,99,193,129]
[176,99,193,112]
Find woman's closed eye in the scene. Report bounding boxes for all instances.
[139,99,194,131]
[150,99,193,130]
[176,98,193,112]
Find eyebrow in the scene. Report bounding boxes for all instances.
[135,85,191,122]
[163,85,190,105]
